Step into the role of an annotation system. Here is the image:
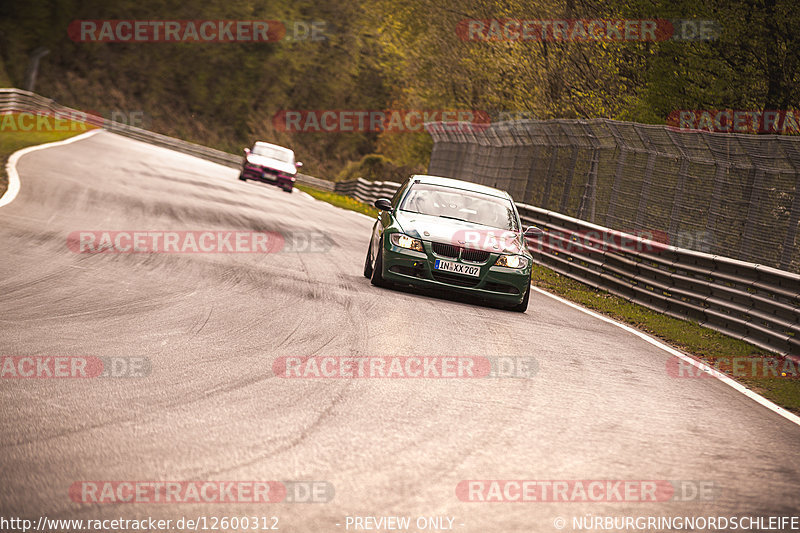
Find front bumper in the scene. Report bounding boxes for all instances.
[379,237,531,305]
[242,165,295,188]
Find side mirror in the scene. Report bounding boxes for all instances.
[524,225,544,238]
[374,198,393,211]
[295,161,303,168]
[244,148,251,155]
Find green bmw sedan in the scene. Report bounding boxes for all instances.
[363,175,542,312]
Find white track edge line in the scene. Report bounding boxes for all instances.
[295,183,800,428]
[11,133,793,426]
[1,129,101,208]
[530,286,800,427]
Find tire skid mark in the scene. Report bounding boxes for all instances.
[193,381,353,478]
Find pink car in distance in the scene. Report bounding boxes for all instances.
[239,141,303,193]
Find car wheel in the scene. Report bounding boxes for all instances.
[283,187,293,193]
[238,171,247,181]
[363,240,374,278]
[509,282,530,312]
[370,237,391,288]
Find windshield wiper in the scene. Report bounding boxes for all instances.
[437,215,470,222]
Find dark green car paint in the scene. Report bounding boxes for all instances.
[365,175,534,310]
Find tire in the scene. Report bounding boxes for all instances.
[238,171,247,181]
[370,237,391,288]
[509,282,530,312]
[363,240,374,278]
[283,187,293,193]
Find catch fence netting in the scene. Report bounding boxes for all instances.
[427,120,800,273]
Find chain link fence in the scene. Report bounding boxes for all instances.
[427,120,800,274]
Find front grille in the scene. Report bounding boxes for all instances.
[431,272,480,288]
[432,242,459,258]
[460,248,490,263]
[431,241,490,263]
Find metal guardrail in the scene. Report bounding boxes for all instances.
[335,178,402,205]
[291,174,401,203]
[426,118,800,274]
[516,204,799,357]
[296,171,799,356]
[4,89,797,355]
[0,88,319,185]
[295,174,335,192]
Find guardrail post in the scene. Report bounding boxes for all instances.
[558,145,579,215]
[665,129,690,240]
[704,163,727,251]
[540,143,559,208]
[779,173,800,270]
[776,139,800,272]
[577,121,600,223]
[740,168,765,262]
[604,122,631,227]
[578,151,598,222]
[634,152,657,231]
[556,123,582,216]
[606,147,628,225]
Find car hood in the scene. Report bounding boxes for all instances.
[394,211,525,254]
[246,154,296,175]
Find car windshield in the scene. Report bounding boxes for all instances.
[400,183,519,231]
[252,145,294,163]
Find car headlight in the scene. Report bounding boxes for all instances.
[390,233,424,252]
[495,254,529,269]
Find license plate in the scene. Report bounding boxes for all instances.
[434,259,480,277]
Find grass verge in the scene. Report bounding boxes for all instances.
[0,121,95,198]
[296,184,378,218]
[532,265,800,415]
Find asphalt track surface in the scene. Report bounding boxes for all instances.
[1,131,798,531]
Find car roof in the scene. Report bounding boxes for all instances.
[409,174,512,200]
[253,141,293,153]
